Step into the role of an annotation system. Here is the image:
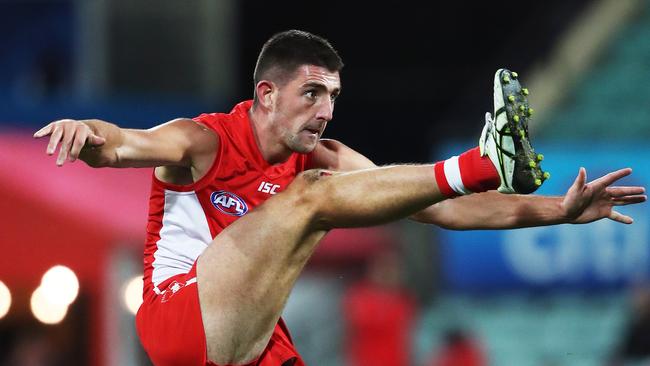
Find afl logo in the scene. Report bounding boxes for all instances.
[210,190,249,216]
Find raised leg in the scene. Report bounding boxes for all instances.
[196,165,445,364]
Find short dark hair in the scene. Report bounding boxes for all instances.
[253,30,344,101]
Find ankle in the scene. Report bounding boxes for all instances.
[434,147,500,198]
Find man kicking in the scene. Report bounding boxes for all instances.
[35,30,645,366]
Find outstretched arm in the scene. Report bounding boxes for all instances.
[33,118,217,168]
[414,167,645,229]
[310,139,646,229]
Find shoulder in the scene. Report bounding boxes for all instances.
[192,112,225,127]
[193,101,252,129]
[191,112,228,133]
[314,138,345,155]
[148,118,219,157]
[310,139,345,168]
[310,139,376,171]
[158,117,218,141]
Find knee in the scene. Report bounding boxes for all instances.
[285,169,335,210]
[291,168,333,186]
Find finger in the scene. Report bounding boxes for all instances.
[34,123,54,138]
[87,134,106,146]
[607,186,646,197]
[56,124,77,166]
[609,210,633,224]
[572,167,587,189]
[612,195,647,205]
[46,125,64,155]
[593,168,633,187]
[69,127,89,162]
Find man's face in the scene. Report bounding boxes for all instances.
[271,65,341,153]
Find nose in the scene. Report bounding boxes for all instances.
[315,98,334,122]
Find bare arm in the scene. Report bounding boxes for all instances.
[413,191,567,230]
[34,118,217,169]
[310,140,646,229]
[420,167,646,229]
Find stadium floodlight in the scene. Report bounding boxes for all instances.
[31,286,68,324]
[41,265,79,307]
[123,276,143,315]
[0,281,11,319]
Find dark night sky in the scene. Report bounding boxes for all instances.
[237,1,593,164]
[0,1,593,164]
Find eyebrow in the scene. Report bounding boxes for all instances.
[302,81,341,95]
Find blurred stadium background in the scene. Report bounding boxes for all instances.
[0,0,649,365]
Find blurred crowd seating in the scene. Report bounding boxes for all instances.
[416,293,628,366]
[541,1,650,141]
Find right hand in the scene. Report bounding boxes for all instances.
[34,119,106,166]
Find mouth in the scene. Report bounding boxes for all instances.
[302,126,321,136]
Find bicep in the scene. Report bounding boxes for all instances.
[116,118,218,168]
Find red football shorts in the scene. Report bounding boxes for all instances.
[136,263,305,366]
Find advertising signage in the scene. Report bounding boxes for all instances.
[436,142,649,291]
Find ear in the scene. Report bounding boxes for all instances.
[255,80,276,109]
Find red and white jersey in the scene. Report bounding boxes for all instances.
[143,100,312,293]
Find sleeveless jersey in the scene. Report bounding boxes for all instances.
[143,100,312,293]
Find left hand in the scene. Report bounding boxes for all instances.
[561,167,646,224]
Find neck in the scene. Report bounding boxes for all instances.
[249,106,293,165]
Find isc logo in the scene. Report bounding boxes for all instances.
[258,181,281,195]
[210,190,249,216]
